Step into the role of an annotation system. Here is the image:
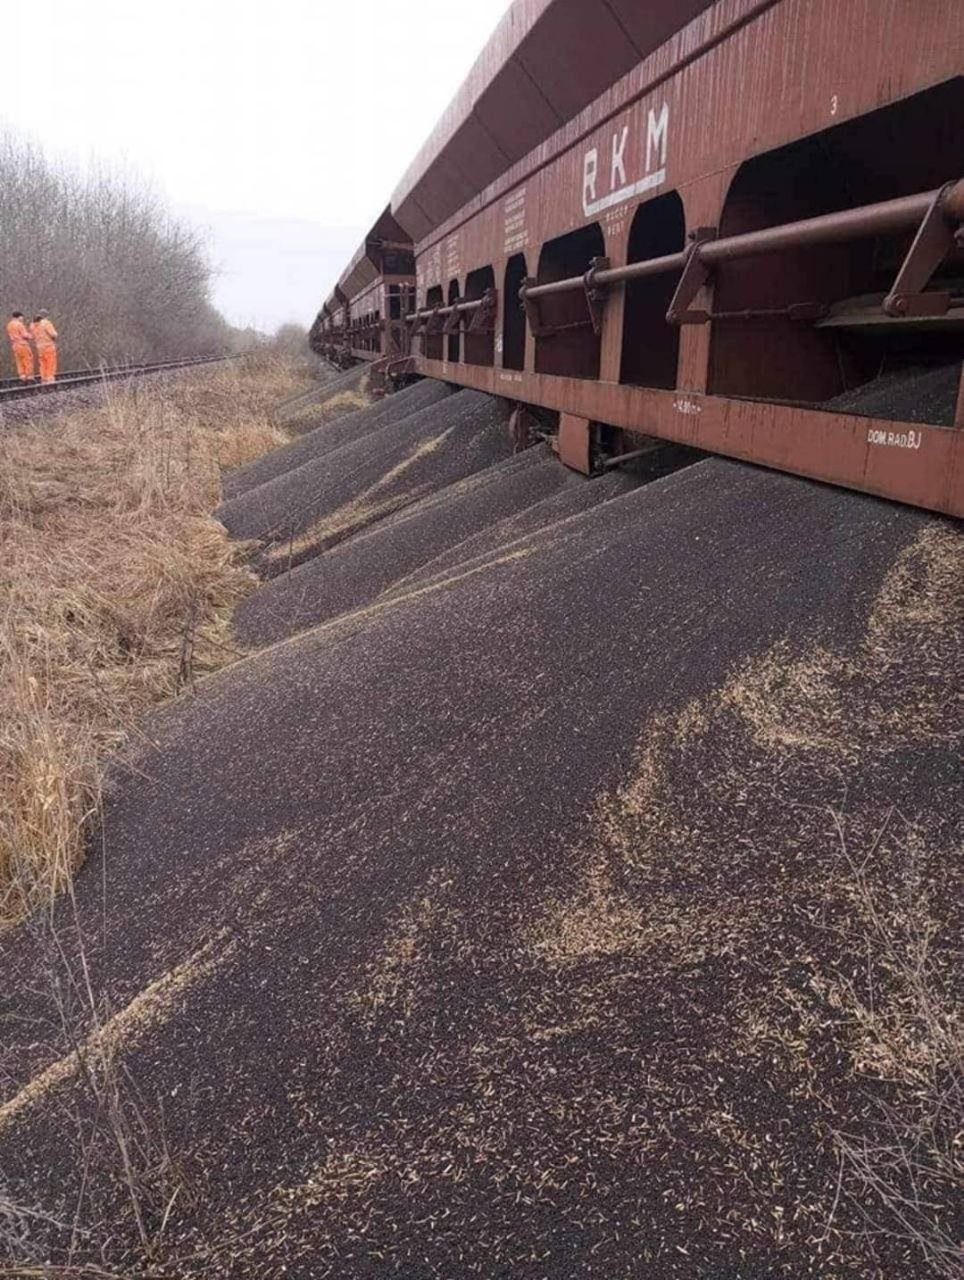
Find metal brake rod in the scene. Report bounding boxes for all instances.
[407,297,485,324]
[522,180,964,300]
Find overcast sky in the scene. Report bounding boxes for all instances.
[1,1,510,331]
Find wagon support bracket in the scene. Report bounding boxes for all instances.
[883,181,961,318]
[468,288,498,334]
[667,227,718,325]
[442,301,464,336]
[521,277,547,337]
[583,257,611,335]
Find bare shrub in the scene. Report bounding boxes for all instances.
[271,323,309,358]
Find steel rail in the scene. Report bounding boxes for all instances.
[0,357,216,392]
[0,354,229,392]
[403,298,486,326]
[0,354,235,403]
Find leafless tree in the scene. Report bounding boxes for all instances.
[0,134,233,371]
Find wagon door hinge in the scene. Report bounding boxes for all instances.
[667,227,717,325]
[468,287,498,334]
[583,257,610,335]
[883,181,960,318]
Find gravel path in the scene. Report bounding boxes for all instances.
[0,365,219,428]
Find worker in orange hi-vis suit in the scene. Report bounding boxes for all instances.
[6,311,35,381]
[30,311,58,384]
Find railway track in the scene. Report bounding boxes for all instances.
[0,353,234,404]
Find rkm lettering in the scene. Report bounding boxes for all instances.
[582,103,669,217]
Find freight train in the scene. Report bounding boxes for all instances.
[310,0,964,517]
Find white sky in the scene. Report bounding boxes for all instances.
[1,1,510,331]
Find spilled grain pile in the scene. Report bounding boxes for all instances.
[218,388,514,574]
[223,376,453,501]
[269,361,373,436]
[1,440,958,1277]
[234,444,631,646]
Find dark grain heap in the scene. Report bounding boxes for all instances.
[1,382,959,1280]
[218,388,515,575]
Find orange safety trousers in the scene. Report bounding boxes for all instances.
[31,318,57,383]
[38,346,57,383]
[12,343,34,380]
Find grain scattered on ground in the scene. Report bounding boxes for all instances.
[1,407,959,1278]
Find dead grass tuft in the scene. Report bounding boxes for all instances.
[273,372,372,433]
[0,355,305,924]
[0,931,235,1132]
[821,820,962,1276]
[316,387,370,417]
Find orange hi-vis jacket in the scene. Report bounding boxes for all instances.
[6,317,34,379]
[31,317,57,347]
[6,316,30,346]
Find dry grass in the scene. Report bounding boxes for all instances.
[314,387,370,418]
[0,354,305,924]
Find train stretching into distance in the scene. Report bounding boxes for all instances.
[310,0,964,517]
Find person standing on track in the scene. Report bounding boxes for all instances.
[30,311,58,384]
[6,311,35,381]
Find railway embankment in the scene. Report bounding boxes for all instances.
[0,355,319,924]
[0,376,960,1278]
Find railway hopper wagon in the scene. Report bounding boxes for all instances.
[321,0,963,515]
[309,208,416,368]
